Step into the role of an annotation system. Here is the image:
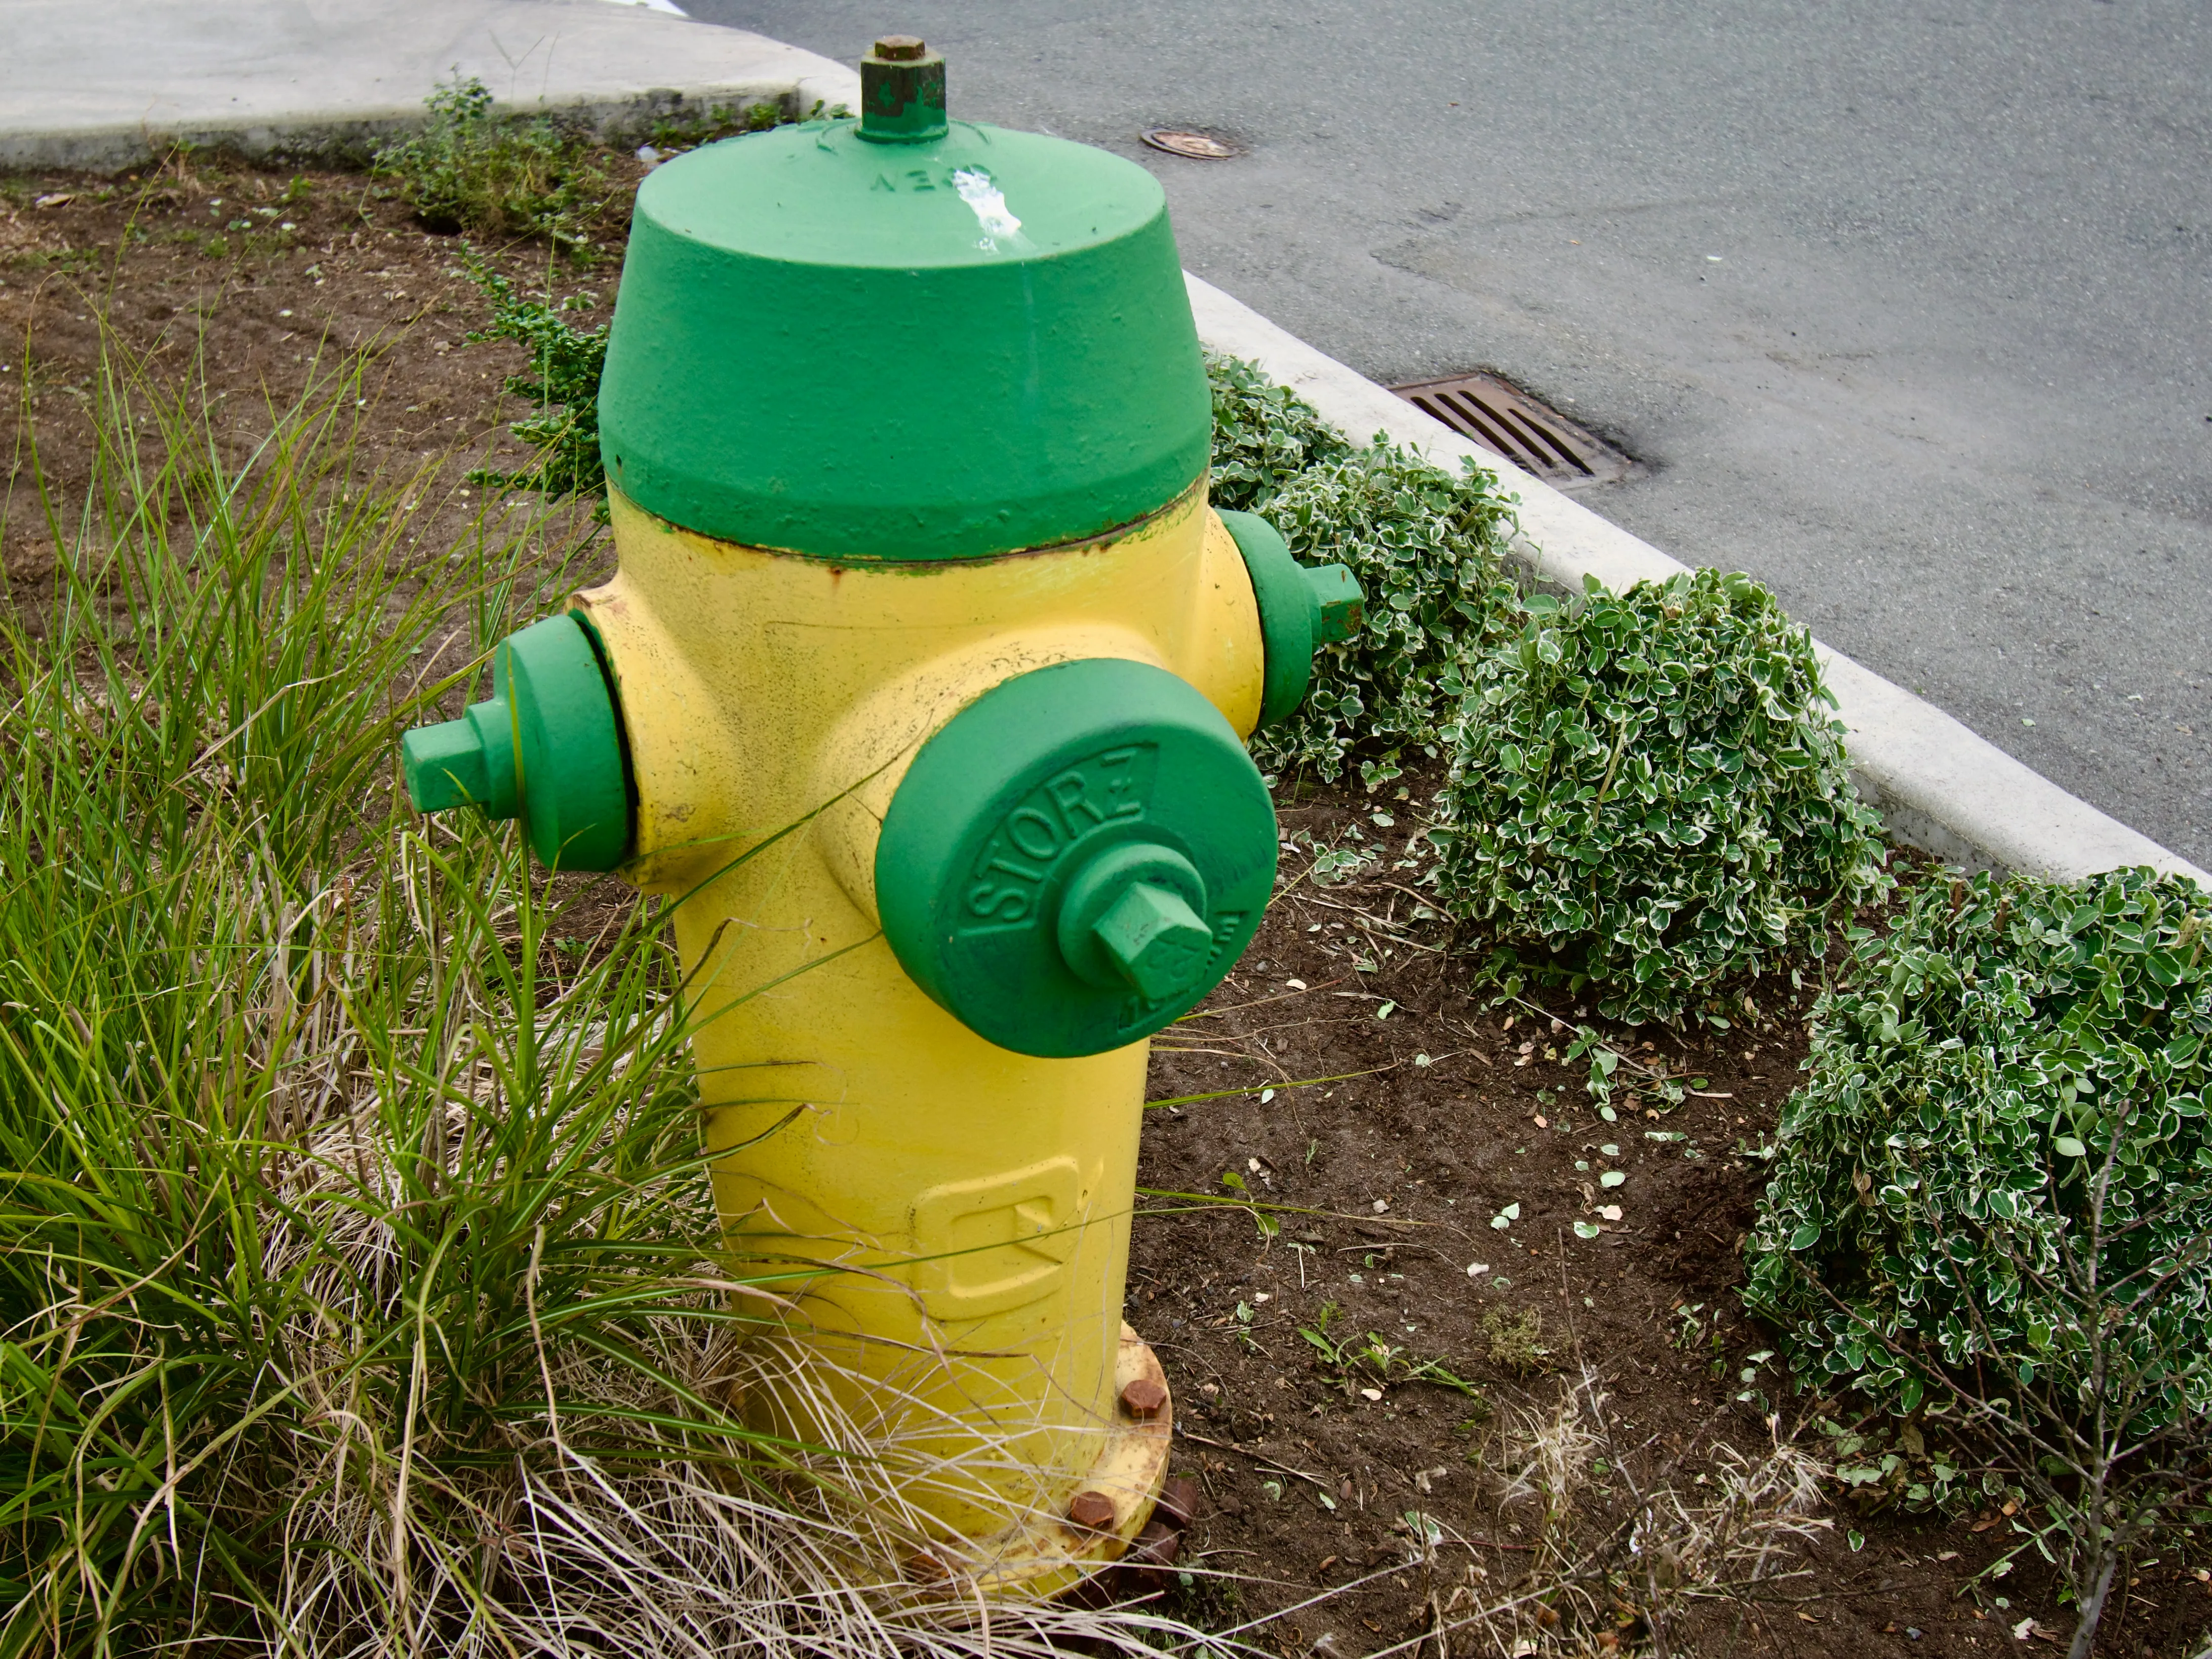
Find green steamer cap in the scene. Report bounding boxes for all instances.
[877,658,1278,1058]
[1215,509,1367,726]
[596,46,1209,562]
[399,613,632,871]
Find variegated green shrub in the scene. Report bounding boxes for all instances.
[1746,866,2212,1421]
[1431,567,1887,1022]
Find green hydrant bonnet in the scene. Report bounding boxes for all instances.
[597,118,1211,562]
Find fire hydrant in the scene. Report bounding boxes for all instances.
[401,38,1361,1595]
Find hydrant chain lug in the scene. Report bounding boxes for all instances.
[395,38,1361,1600]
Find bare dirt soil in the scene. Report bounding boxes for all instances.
[7,151,2208,1659]
[1132,798,2176,1657]
[0,151,631,591]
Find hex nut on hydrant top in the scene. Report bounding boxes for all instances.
[400,36,1362,1596]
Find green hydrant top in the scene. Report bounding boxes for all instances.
[597,38,1211,562]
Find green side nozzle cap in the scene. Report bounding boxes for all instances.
[1215,509,1366,727]
[399,613,632,872]
[877,658,1278,1058]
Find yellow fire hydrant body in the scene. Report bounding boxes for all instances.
[402,39,1360,1594]
[585,490,1264,1585]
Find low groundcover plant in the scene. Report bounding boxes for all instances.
[1205,351,1522,789]
[1431,568,1888,1025]
[1746,865,2212,1654]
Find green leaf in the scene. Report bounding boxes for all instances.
[2053,1136,2087,1159]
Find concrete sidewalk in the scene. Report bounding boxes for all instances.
[0,0,861,170]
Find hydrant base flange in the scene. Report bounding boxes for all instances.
[907,1323,1173,1600]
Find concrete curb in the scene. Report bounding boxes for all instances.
[0,0,862,172]
[1187,273,2210,891]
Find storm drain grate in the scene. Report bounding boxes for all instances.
[1389,373,1631,490]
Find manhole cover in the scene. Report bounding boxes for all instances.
[1141,129,1241,160]
[1389,373,1631,490]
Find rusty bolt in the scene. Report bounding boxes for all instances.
[1122,1517,1182,1571]
[873,35,926,60]
[1155,1474,1202,1530]
[1119,1376,1169,1419]
[1068,1489,1118,1532]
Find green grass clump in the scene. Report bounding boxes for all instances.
[1744,865,2211,1650]
[374,73,610,247]
[1432,568,1887,1023]
[0,352,724,1651]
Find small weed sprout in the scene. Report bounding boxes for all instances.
[1300,1302,1481,1396]
[459,247,610,511]
[375,72,611,246]
[1482,1307,1554,1376]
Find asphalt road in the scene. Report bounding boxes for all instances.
[695,0,2212,867]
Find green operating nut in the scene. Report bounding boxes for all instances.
[399,613,633,872]
[1215,509,1366,726]
[858,36,949,143]
[1054,840,1211,1000]
[1093,883,1214,1003]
